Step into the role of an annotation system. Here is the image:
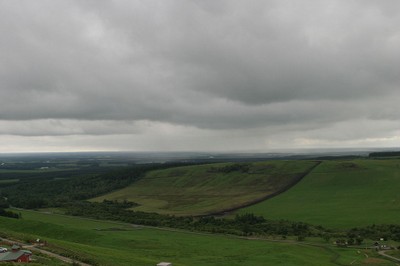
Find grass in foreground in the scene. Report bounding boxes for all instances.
[0,179,19,184]
[1,210,391,266]
[239,159,400,228]
[92,160,317,215]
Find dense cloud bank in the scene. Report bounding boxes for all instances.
[1,1,399,151]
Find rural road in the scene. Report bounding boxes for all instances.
[378,250,400,263]
[27,245,92,266]
[0,237,91,266]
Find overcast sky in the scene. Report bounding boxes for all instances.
[1,0,400,153]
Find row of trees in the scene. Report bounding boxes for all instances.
[0,162,195,209]
[369,151,400,158]
[65,199,400,243]
[65,200,325,238]
[348,224,400,242]
[0,197,19,219]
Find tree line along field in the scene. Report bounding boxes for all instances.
[91,160,318,216]
[0,210,392,266]
[239,159,400,229]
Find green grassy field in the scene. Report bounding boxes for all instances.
[239,159,400,228]
[1,210,392,266]
[0,179,19,184]
[92,160,317,215]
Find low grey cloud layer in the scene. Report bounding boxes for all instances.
[1,0,399,152]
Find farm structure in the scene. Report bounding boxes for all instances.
[0,244,32,263]
[373,241,392,250]
[157,262,172,266]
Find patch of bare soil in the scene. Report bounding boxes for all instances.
[363,257,390,264]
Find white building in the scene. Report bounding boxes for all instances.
[157,262,172,266]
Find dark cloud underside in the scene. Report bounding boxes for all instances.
[0,0,399,151]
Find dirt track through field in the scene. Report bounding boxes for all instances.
[378,250,400,263]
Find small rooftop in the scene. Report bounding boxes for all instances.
[11,244,21,251]
[0,250,32,262]
[157,262,172,266]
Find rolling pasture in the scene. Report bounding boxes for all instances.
[0,210,388,266]
[92,160,318,215]
[2,157,400,265]
[239,159,400,228]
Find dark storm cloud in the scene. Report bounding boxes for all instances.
[0,0,399,150]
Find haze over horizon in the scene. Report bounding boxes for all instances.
[1,1,400,153]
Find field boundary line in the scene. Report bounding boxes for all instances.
[203,160,322,216]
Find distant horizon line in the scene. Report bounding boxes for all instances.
[0,146,399,155]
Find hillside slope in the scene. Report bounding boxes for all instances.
[239,159,400,228]
[92,160,318,216]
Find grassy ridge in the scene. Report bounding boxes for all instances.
[0,210,383,266]
[92,161,317,215]
[239,159,400,228]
